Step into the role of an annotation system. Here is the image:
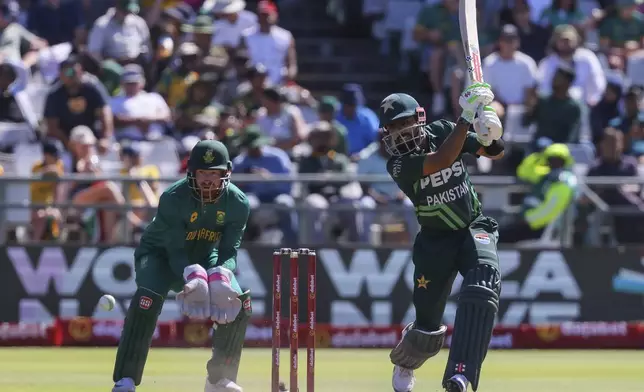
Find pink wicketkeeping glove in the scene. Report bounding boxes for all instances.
[177,264,210,320]
[207,266,242,324]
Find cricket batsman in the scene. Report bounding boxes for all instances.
[382,85,504,392]
[112,140,251,392]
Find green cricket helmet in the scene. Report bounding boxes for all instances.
[187,140,232,203]
[378,93,426,156]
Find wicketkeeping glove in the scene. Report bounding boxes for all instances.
[207,266,242,324]
[459,83,495,124]
[473,105,503,146]
[177,264,210,320]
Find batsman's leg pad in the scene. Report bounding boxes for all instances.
[207,291,252,384]
[389,322,447,370]
[113,287,164,385]
[443,264,500,391]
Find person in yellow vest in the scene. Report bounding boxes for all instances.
[119,144,160,223]
[30,140,65,240]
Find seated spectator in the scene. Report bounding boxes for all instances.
[44,55,114,152]
[214,106,243,160]
[218,48,251,105]
[241,0,297,85]
[625,112,644,159]
[500,144,577,243]
[174,72,221,139]
[87,0,151,65]
[537,24,606,106]
[181,14,222,63]
[232,125,296,243]
[335,85,378,157]
[483,25,538,109]
[317,96,348,155]
[211,0,258,51]
[357,135,418,244]
[511,3,551,62]
[300,121,359,243]
[626,49,644,86]
[30,139,65,241]
[608,85,642,134]
[591,77,622,145]
[27,0,86,47]
[111,64,171,141]
[256,86,307,150]
[599,0,644,50]
[234,62,269,119]
[155,41,200,107]
[538,0,586,29]
[119,144,159,223]
[0,3,47,67]
[81,55,124,97]
[523,65,583,145]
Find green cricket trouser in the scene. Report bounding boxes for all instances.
[135,253,243,296]
[411,215,500,331]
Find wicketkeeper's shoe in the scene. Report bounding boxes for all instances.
[204,377,243,392]
[112,377,135,392]
[444,374,469,392]
[392,365,415,392]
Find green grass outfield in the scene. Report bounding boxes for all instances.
[0,348,642,391]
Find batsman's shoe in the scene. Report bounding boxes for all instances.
[204,377,243,392]
[112,377,135,392]
[392,365,415,392]
[444,374,469,392]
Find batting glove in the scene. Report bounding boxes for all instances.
[177,264,210,320]
[473,105,503,146]
[459,83,494,124]
[207,266,242,324]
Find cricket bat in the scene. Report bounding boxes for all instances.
[459,0,484,86]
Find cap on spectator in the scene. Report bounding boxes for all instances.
[194,71,220,86]
[500,24,519,39]
[248,63,268,77]
[182,15,214,34]
[263,86,283,102]
[310,121,333,134]
[177,42,201,57]
[121,144,141,157]
[554,24,579,44]
[116,0,140,14]
[121,64,145,83]
[319,96,340,113]
[212,0,247,14]
[70,126,97,145]
[257,0,278,15]
[60,55,81,69]
[555,63,576,81]
[240,125,273,148]
[42,139,62,157]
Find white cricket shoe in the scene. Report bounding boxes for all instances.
[112,377,135,392]
[392,365,415,392]
[444,374,469,392]
[204,377,243,392]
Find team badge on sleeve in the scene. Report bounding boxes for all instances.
[474,233,490,245]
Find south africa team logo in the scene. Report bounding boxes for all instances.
[190,212,198,222]
[216,211,225,225]
[203,149,215,163]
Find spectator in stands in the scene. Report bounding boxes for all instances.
[256,86,307,150]
[217,48,250,105]
[110,64,171,141]
[335,84,378,156]
[537,24,606,106]
[0,62,25,123]
[30,139,64,241]
[87,0,151,64]
[27,0,86,47]
[500,143,577,243]
[511,3,551,62]
[119,144,159,223]
[241,0,297,85]
[211,0,258,51]
[317,96,348,155]
[81,54,124,97]
[155,41,200,107]
[591,78,623,145]
[44,55,114,152]
[483,25,538,109]
[174,72,221,139]
[599,0,644,50]
[234,62,268,118]
[232,125,297,243]
[625,112,644,159]
[626,49,644,87]
[523,65,583,144]
[538,0,586,29]
[181,14,217,58]
[300,121,358,243]
[0,3,47,67]
[608,85,642,135]
[357,134,417,244]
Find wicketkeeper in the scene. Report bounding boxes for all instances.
[381,85,504,392]
[112,140,251,392]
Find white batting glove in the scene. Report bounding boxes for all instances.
[473,105,503,146]
[459,83,495,124]
[207,266,242,324]
[177,264,210,320]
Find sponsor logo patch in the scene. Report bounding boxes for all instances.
[139,296,153,310]
[474,233,490,245]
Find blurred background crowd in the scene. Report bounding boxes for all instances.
[0,0,642,247]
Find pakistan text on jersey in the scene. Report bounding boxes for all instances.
[185,229,222,242]
[426,182,470,206]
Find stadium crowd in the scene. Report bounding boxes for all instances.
[0,0,641,246]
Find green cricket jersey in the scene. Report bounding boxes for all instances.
[135,178,250,276]
[386,120,483,231]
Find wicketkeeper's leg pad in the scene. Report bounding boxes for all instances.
[206,291,252,384]
[443,264,500,391]
[389,322,447,370]
[113,287,164,385]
